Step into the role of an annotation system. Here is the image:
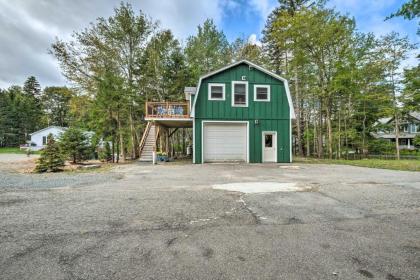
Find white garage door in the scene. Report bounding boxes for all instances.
[203,123,247,162]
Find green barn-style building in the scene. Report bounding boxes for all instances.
[190,60,295,163]
[140,60,295,164]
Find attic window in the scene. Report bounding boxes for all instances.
[208,83,225,100]
[254,85,270,101]
[232,81,248,107]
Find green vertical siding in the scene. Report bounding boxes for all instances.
[194,119,290,163]
[193,62,291,163]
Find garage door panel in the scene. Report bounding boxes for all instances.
[203,123,247,162]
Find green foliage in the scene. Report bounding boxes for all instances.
[185,19,232,83]
[401,65,420,111]
[23,76,41,98]
[0,147,39,154]
[141,30,188,101]
[35,134,64,173]
[99,141,112,162]
[0,82,45,147]
[42,87,74,127]
[388,0,420,20]
[368,139,395,154]
[231,37,266,64]
[414,135,420,147]
[59,128,92,163]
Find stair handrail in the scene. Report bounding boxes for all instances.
[139,122,152,155]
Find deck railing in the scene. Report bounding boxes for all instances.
[145,102,190,119]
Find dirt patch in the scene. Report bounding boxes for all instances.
[0,198,27,206]
[358,269,374,278]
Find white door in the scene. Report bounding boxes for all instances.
[262,132,277,162]
[203,123,247,162]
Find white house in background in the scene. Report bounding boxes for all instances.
[29,126,68,150]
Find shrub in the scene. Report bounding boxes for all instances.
[35,134,64,173]
[59,128,91,163]
[99,142,112,162]
[414,135,420,147]
[368,139,395,154]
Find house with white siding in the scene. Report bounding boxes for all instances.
[29,126,68,150]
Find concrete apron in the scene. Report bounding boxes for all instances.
[212,182,308,193]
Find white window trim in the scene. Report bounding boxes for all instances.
[231,81,248,107]
[254,85,271,102]
[208,83,225,101]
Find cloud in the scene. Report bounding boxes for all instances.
[0,0,224,88]
[248,34,262,47]
[249,0,277,30]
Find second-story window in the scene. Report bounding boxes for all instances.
[232,81,248,107]
[208,83,225,100]
[254,85,270,101]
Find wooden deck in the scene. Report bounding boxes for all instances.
[145,102,190,119]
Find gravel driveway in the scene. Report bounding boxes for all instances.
[0,160,419,280]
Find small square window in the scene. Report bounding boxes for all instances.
[208,83,225,100]
[254,85,270,101]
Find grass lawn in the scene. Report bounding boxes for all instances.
[295,157,420,172]
[0,147,40,154]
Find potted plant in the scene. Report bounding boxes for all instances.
[156,151,169,162]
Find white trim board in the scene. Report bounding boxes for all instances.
[193,118,196,163]
[201,120,249,164]
[190,60,295,119]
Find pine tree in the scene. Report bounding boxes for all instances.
[35,134,65,173]
[59,128,91,163]
[23,76,41,98]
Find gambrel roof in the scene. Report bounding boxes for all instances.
[190,60,296,119]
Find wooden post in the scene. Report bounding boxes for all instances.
[165,128,170,156]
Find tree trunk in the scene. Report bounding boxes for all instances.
[182,129,186,155]
[326,101,333,160]
[117,112,125,162]
[317,99,323,158]
[129,108,136,159]
[394,113,400,160]
[305,108,310,157]
[294,72,303,156]
[338,108,341,160]
[362,99,367,157]
[111,137,115,163]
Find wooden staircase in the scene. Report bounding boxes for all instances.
[139,122,156,162]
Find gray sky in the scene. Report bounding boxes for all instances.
[0,0,226,88]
